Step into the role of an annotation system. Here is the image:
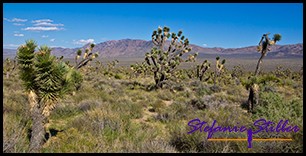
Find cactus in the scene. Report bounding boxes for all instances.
[74,43,99,70]
[3,57,17,79]
[248,33,281,113]
[145,26,197,88]
[16,40,82,152]
[196,60,211,81]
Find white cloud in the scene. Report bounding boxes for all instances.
[203,44,208,47]
[34,22,64,27]
[11,18,27,22]
[4,18,27,22]
[41,35,49,38]
[73,39,95,45]
[13,23,25,26]
[14,33,24,37]
[3,44,21,48]
[32,19,53,23]
[50,39,55,42]
[23,26,64,31]
[24,19,64,31]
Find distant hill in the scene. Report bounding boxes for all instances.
[3,39,303,59]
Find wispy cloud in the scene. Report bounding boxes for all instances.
[34,22,64,27]
[41,35,49,38]
[4,18,28,22]
[13,23,25,26]
[32,19,53,23]
[24,19,65,31]
[3,44,21,48]
[73,39,95,45]
[23,26,64,31]
[203,44,208,47]
[14,33,24,37]
[50,39,55,42]
[11,18,28,22]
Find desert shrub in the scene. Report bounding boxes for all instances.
[210,85,222,93]
[114,73,123,79]
[50,104,82,120]
[110,98,143,119]
[188,98,207,110]
[253,92,303,121]
[42,128,99,153]
[139,140,178,153]
[250,92,303,152]
[77,100,102,112]
[70,107,129,135]
[3,113,31,153]
[151,99,166,113]
[194,83,213,96]
[157,89,173,101]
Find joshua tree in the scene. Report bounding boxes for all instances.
[17,40,82,152]
[213,56,226,87]
[145,26,197,88]
[231,65,244,85]
[74,43,99,70]
[248,33,281,113]
[3,57,17,79]
[196,60,211,81]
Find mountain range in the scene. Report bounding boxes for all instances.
[3,39,303,59]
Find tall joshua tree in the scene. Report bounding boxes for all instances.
[248,33,282,113]
[17,40,82,152]
[145,26,197,88]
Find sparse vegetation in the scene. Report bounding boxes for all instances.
[3,31,302,153]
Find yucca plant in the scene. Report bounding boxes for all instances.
[248,33,282,113]
[17,40,82,152]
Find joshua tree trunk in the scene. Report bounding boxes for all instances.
[29,106,46,152]
[155,72,166,89]
[28,92,46,153]
[248,47,267,112]
[214,69,219,87]
[248,83,259,113]
[254,53,265,76]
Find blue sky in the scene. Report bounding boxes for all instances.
[3,3,303,49]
